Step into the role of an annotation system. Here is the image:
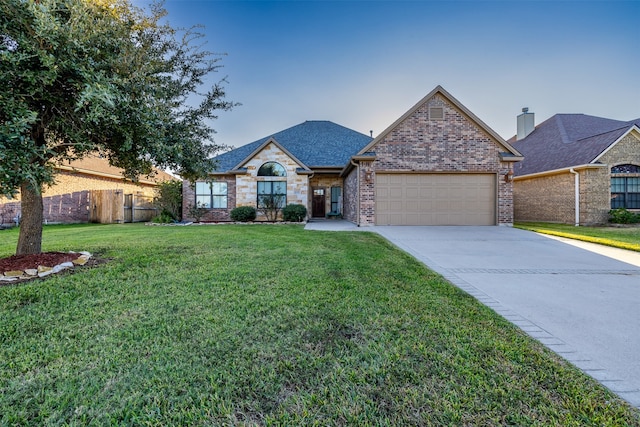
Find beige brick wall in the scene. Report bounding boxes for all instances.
[1,170,158,203]
[363,93,515,225]
[514,173,576,223]
[514,131,640,225]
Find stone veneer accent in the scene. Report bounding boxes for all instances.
[237,142,308,221]
[343,169,358,223]
[356,93,515,226]
[184,142,310,222]
[514,131,640,225]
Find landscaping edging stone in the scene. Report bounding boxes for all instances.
[145,221,307,226]
[0,251,92,282]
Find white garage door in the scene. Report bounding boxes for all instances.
[376,173,496,225]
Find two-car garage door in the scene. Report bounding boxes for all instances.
[376,173,496,225]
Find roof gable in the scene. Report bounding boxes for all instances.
[512,114,639,176]
[234,137,309,171]
[211,121,372,173]
[358,85,522,158]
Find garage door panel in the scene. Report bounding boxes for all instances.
[376,173,496,225]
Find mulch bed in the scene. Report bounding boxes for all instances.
[1,252,109,285]
[0,252,79,274]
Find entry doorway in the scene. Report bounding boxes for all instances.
[312,188,326,217]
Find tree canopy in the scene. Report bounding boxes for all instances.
[0,0,234,254]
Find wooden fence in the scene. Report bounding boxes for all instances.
[90,190,157,224]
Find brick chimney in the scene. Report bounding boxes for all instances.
[517,107,535,140]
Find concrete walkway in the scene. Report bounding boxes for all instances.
[305,221,640,408]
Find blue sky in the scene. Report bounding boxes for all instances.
[141,0,639,148]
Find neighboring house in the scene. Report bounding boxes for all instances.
[0,154,175,225]
[511,110,640,225]
[183,85,523,226]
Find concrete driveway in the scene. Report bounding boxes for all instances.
[370,226,640,408]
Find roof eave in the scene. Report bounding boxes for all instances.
[514,164,606,180]
[499,153,524,162]
[308,166,344,174]
[340,154,378,177]
[56,165,161,186]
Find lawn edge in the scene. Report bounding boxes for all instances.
[514,225,640,252]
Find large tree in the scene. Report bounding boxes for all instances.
[0,0,233,254]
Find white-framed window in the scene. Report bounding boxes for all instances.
[195,181,228,209]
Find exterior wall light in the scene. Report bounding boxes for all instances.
[365,171,373,182]
[504,170,514,183]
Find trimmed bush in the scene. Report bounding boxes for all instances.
[230,206,257,222]
[282,204,307,222]
[152,210,175,224]
[609,208,640,224]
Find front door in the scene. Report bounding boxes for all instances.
[312,188,326,217]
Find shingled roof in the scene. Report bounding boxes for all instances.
[211,121,373,173]
[512,114,640,176]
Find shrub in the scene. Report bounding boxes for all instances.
[153,180,182,221]
[152,210,175,224]
[609,208,640,224]
[188,202,208,223]
[257,194,285,222]
[230,206,256,222]
[282,204,307,222]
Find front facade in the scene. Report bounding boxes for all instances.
[512,113,640,225]
[182,120,372,222]
[183,86,523,226]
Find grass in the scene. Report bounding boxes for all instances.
[1,223,639,426]
[515,222,640,252]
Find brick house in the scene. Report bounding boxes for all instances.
[511,110,640,225]
[0,154,175,225]
[183,86,523,226]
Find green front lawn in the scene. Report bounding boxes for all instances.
[1,224,638,426]
[515,222,640,252]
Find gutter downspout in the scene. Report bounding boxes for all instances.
[350,159,360,226]
[570,168,579,226]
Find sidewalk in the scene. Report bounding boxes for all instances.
[538,234,640,268]
[304,219,363,231]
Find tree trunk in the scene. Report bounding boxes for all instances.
[16,181,44,255]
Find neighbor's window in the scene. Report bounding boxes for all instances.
[195,181,228,209]
[258,162,286,177]
[257,181,286,208]
[611,164,640,209]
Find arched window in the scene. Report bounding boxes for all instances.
[257,162,286,210]
[258,162,286,177]
[611,164,640,209]
[611,164,640,174]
